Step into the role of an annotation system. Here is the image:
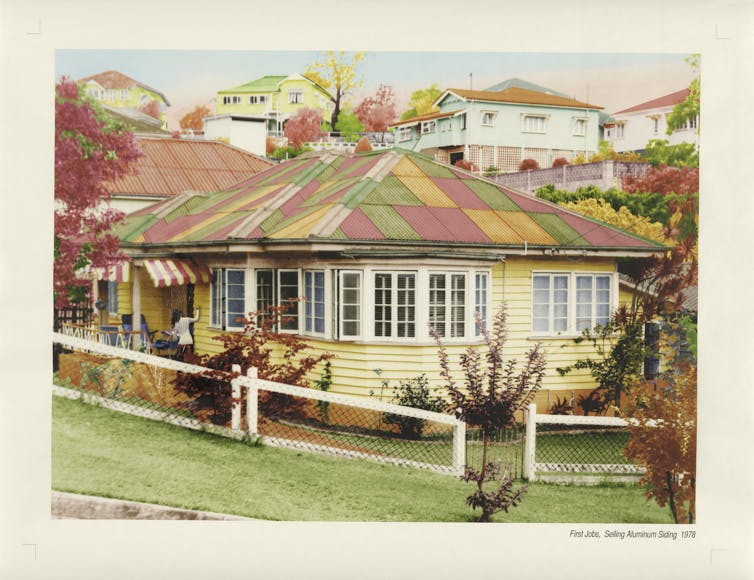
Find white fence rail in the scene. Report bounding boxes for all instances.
[53,333,465,475]
[524,403,645,482]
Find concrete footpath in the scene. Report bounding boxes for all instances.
[52,491,253,520]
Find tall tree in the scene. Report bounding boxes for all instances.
[179,104,211,132]
[54,77,142,308]
[284,107,324,149]
[354,84,396,139]
[334,109,364,142]
[400,84,442,121]
[304,51,365,129]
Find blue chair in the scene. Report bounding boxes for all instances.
[121,314,174,355]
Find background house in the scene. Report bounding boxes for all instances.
[390,84,603,173]
[104,135,275,214]
[202,114,268,156]
[108,149,665,410]
[215,74,333,137]
[79,70,171,131]
[603,88,699,153]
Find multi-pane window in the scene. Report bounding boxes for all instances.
[421,120,436,134]
[522,115,547,133]
[532,273,613,335]
[576,275,611,331]
[481,111,497,126]
[249,95,267,104]
[222,95,242,105]
[288,89,304,104]
[572,117,587,136]
[211,268,246,330]
[339,271,362,338]
[533,274,569,334]
[304,270,325,334]
[278,270,300,331]
[615,123,625,139]
[374,272,416,339]
[255,269,275,324]
[474,272,489,336]
[429,273,466,338]
[397,127,413,142]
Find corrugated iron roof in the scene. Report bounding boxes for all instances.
[444,87,602,110]
[613,88,691,115]
[118,149,666,253]
[106,137,274,200]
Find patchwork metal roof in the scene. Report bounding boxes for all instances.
[119,149,666,253]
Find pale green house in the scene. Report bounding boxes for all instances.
[78,70,171,131]
[216,74,333,135]
[390,82,603,173]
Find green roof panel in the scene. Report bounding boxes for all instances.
[464,180,522,211]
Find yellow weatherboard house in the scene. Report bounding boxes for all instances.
[215,74,333,135]
[78,70,171,131]
[104,149,666,411]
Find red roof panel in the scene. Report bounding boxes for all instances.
[338,208,386,240]
[432,178,491,210]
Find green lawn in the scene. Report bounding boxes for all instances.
[51,395,672,523]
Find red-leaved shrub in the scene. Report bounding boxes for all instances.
[519,158,539,171]
[552,157,569,168]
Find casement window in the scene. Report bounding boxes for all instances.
[397,127,413,142]
[211,268,246,331]
[256,269,300,330]
[421,120,436,134]
[249,95,267,105]
[474,272,489,336]
[572,117,587,136]
[429,273,467,339]
[615,123,625,139]
[522,114,548,133]
[374,272,416,339]
[481,111,497,127]
[222,95,242,105]
[532,273,613,335]
[107,281,119,316]
[288,89,304,104]
[338,271,362,339]
[304,270,326,335]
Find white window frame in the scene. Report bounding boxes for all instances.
[429,272,468,339]
[277,269,301,332]
[531,272,616,336]
[338,270,363,340]
[481,111,497,127]
[420,120,436,134]
[303,270,326,337]
[572,117,587,136]
[474,271,489,336]
[521,114,548,134]
[107,281,119,316]
[288,89,304,104]
[397,127,413,142]
[210,268,246,331]
[372,271,417,341]
[615,123,625,139]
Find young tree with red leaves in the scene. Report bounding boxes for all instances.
[284,107,324,149]
[54,77,142,308]
[354,84,396,141]
[179,104,211,132]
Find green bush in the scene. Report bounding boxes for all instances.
[383,375,446,440]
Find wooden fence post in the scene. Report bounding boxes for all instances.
[246,367,259,435]
[524,403,537,481]
[231,364,241,432]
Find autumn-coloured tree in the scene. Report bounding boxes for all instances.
[400,84,442,121]
[623,320,697,523]
[433,305,546,522]
[173,305,333,425]
[623,165,699,196]
[179,104,210,131]
[304,51,365,129]
[54,77,142,308]
[353,136,372,153]
[140,98,162,120]
[284,107,324,149]
[561,198,666,244]
[354,84,396,139]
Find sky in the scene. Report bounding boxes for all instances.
[55,50,696,132]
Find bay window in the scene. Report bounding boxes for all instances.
[429,273,466,338]
[374,272,416,339]
[304,270,325,335]
[339,271,362,339]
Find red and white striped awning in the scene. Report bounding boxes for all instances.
[142,258,211,287]
[77,261,131,282]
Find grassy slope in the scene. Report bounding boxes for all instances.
[51,396,672,523]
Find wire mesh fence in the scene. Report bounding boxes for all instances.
[52,333,464,475]
[465,425,526,480]
[525,405,645,481]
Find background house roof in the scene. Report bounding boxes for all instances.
[103,106,169,134]
[441,87,603,110]
[389,109,463,128]
[218,75,288,93]
[484,77,572,97]
[78,70,171,106]
[106,136,275,200]
[613,88,690,115]
[118,150,665,253]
